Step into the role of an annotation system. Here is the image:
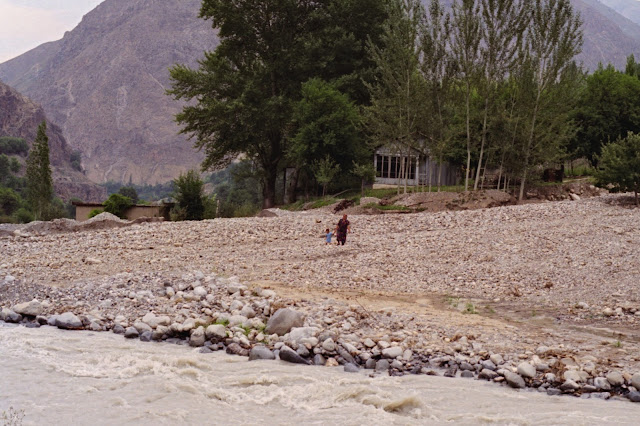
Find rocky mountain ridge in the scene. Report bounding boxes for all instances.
[0,81,105,202]
[0,0,639,185]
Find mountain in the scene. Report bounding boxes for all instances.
[0,0,218,185]
[598,0,640,25]
[0,0,639,187]
[0,81,106,202]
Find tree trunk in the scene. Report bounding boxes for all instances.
[464,84,472,192]
[284,168,300,204]
[262,171,278,209]
[474,98,490,190]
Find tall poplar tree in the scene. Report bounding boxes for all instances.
[25,121,53,220]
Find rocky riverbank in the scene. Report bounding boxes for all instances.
[1,193,640,402]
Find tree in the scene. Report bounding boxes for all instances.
[451,0,483,191]
[596,132,640,206]
[289,78,363,198]
[366,0,425,194]
[352,161,376,195]
[172,170,205,220]
[169,0,388,209]
[118,186,139,204]
[103,193,133,219]
[25,121,53,220]
[312,155,341,196]
[572,65,640,165]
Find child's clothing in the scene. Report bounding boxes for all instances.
[325,232,333,244]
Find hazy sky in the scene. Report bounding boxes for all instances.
[0,0,104,63]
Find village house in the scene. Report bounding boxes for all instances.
[72,200,174,222]
[374,145,460,187]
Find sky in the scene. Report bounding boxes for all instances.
[0,0,104,63]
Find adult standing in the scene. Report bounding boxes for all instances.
[335,214,351,246]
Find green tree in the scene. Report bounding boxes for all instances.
[103,193,133,219]
[312,155,341,196]
[169,0,388,209]
[572,65,640,165]
[352,161,376,195]
[118,186,139,204]
[0,187,20,216]
[25,121,53,220]
[172,170,205,221]
[596,132,640,206]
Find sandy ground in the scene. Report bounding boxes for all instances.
[1,193,640,375]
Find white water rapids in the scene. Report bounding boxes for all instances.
[1,324,638,425]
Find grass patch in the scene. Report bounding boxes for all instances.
[215,318,229,326]
[463,302,478,315]
[614,340,623,348]
[484,306,496,314]
[364,203,411,211]
[445,296,460,308]
[310,198,337,209]
[1,407,25,426]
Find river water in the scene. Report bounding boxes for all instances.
[1,324,638,425]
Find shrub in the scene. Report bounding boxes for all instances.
[88,209,103,218]
[0,187,20,215]
[69,150,82,172]
[596,132,640,206]
[0,137,29,156]
[118,186,139,204]
[172,170,205,220]
[12,207,34,224]
[103,193,132,219]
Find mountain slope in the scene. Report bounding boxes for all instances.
[598,0,640,25]
[0,81,106,202]
[0,0,218,185]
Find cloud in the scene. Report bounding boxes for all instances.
[0,0,103,63]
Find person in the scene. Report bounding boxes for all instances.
[335,214,351,246]
[324,228,334,245]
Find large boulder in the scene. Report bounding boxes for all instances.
[55,312,83,330]
[205,324,227,340]
[249,346,276,361]
[12,299,44,317]
[265,309,305,336]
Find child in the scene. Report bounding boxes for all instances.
[324,228,334,245]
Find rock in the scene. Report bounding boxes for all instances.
[631,373,640,390]
[139,331,152,342]
[240,305,256,319]
[193,286,208,298]
[594,377,612,391]
[112,324,125,334]
[382,346,403,359]
[628,391,640,403]
[517,362,536,379]
[288,327,318,343]
[603,308,614,317]
[322,338,336,352]
[606,371,624,387]
[133,321,152,334]
[480,359,497,371]
[375,359,390,371]
[297,346,310,358]
[337,346,356,365]
[265,308,305,336]
[547,388,562,396]
[564,370,583,383]
[249,346,276,361]
[152,326,168,340]
[205,324,227,341]
[391,360,403,370]
[226,343,250,357]
[504,371,526,389]
[228,315,248,327]
[12,299,43,317]
[363,338,376,348]
[344,363,359,373]
[55,312,83,330]
[0,308,21,323]
[461,371,475,378]
[142,312,171,329]
[189,327,206,347]
[490,354,504,365]
[560,380,581,392]
[325,358,339,367]
[479,369,499,380]
[124,327,139,339]
[365,358,376,369]
[313,354,326,366]
[199,346,213,354]
[570,193,580,201]
[35,315,48,325]
[279,347,310,365]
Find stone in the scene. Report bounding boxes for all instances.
[139,331,152,342]
[206,324,227,341]
[382,346,403,359]
[313,354,326,366]
[375,359,390,371]
[249,346,276,361]
[603,308,614,317]
[35,315,48,325]
[189,327,206,347]
[337,347,356,365]
[199,346,213,354]
[594,377,611,391]
[363,338,376,348]
[564,370,583,383]
[56,312,83,330]
[517,362,536,379]
[0,308,21,323]
[12,300,43,317]
[547,388,562,396]
[570,193,580,201]
[391,360,403,370]
[227,315,248,327]
[560,380,581,392]
[461,371,475,378]
[606,371,624,386]
[152,326,168,340]
[504,371,526,389]
[365,358,376,369]
[124,327,139,339]
[325,358,339,367]
[240,305,256,319]
[133,321,152,334]
[265,308,305,336]
[490,354,504,365]
[480,359,497,371]
[288,327,318,343]
[112,324,125,334]
[279,347,310,365]
[631,373,640,390]
[628,391,640,403]
[193,286,208,298]
[297,346,310,358]
[344,363,359,373]
[322,338,336,352]
[460,362,474,371]
[479,369,498,380]
[226,343,250,357]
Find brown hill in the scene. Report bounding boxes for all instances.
[598,0,640,26]
[0,81,106,202]
[0,0,638,187]
[0,0,218,185]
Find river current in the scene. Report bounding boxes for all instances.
[1,324,638,425]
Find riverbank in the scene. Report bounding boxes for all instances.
[1,193,640,402]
